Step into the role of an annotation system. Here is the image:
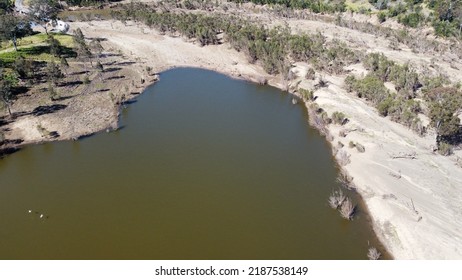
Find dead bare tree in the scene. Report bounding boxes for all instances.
[328,189,346,209]
[339,197,356,220]
[367,247,381,260]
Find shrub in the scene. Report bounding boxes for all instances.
[316,76,329,88]
[398,12,423,28]
[83,75,90,84]
[438,142,453,156]
[48,81,58,101]
[356,143,366,153]
[348,74,389,105]
[299,88,314,101]
[377,96,394,116]
[348,141,356,148]
[320,111,331,124]
[377,12,387,23]
[305,68,316,80]
[14,56,32,79]
[332,111,346,125]
[339,129,347,137]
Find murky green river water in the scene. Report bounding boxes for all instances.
[0,68,387,259]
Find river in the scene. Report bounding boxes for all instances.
[0,68,388,259]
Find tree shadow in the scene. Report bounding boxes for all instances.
[115,61,136,66]
[59,80,83,87]
[53,96,74,101]
[11,86,30,96]
[104,67,122,73]
[0,147,21,159]
[0,118,12,127]
[121,100,137,106]
[106,75,125,80]
[32,104,67,116]
[438,128,462,146]
[18,45,77,58]
[70,70,89,75]
[0,139,24,158]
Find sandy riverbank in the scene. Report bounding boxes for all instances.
[2,18,462,259]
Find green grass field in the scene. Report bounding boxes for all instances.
[0,33,75,62]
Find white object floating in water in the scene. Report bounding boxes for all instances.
[292,98,298,105]
[28,210,32,213]
[39,214,44,219]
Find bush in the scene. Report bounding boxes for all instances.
[356,143,366,153]
[299,88,314,101]
[48,81,58,101]
[438,142,453,156]
[13,56,32,79]
[433,20,456,37]
[348,141,356,148]
[377,96,394,116]
[348,74,389,105]
[332,111,346,125]
[377,12,387,23]
[398,12,423,28]
[305,68,315,80]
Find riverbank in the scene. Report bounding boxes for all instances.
[2,18,462,259]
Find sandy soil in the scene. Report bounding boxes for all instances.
[2,12,462,259]
[297,70,462,259]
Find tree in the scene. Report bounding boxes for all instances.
[46,61,62,100]
[0,0,13,12]
[89,38,103,59]
[28,0,60,34]
[46,60,63,85]
[95,60,104,72]
[0,13,32,51]
[73,28,92,69]
[427,87,462,142]
[73,27,85,45]
[14,55,32,78]
[0,69,18,116]
[46,34,62,57]
[60,57,69,74]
